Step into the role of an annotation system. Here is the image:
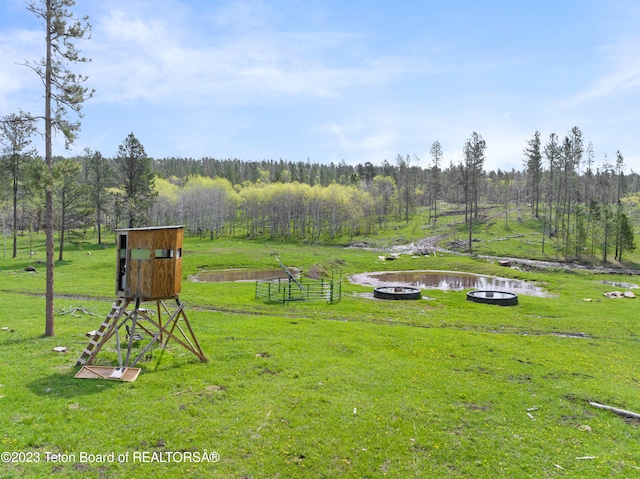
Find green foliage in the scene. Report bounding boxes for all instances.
[52,158,93,261]
[25,0,94,146]
[370,175,398,227]
[82,149,113,244]
[23,0,95,337]
[614,204,635,261]
[1,232,640,477]
[152,180,380,241]
[113,133,157,228]
[0,113,38,258]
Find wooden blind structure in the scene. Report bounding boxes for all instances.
[75,226,207,381]
[116,225,184,300]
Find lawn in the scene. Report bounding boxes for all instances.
[1,225,639,478]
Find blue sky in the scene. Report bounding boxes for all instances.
[1,0,640,172]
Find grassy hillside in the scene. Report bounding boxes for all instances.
[1,213,639,478]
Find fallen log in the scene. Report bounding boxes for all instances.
[589,401,640,420]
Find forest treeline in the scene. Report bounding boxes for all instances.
[1,125,637,262]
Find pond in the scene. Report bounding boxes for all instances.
[190,268,299,283]
[349,270,552,297]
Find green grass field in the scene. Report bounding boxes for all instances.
[1,210,639,478]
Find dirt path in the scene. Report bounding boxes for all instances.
[413,234,640,275]
[417,208,640,274]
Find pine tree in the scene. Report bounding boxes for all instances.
[24,0,93,336]
[523,131,542,218]
[113,133,157,228]
[0,113,37,258]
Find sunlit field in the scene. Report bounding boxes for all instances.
[1,210,639,478]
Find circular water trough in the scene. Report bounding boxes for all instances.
[373,286,421,300]
[467,290,518,306]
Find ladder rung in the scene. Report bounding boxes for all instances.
[77,298,128,367]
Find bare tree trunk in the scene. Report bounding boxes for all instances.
[44,10,55,337]
[58,187,65,262]
[468,214,473,254]
[97,207,102,244]
[12,175,17,258]
[96,181,102,244]
[541,214,546,254]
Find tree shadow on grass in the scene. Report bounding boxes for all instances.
[27,369,119,399]
[25,346,209,399]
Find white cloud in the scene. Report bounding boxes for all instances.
[82,4,424,108]
[322,121,397,156]
[0,29,41,112]
[9,0,638,171]
[568,35,640,104]
[208,0,274,31]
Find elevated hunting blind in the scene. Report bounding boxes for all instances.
[116,225,183,300]
[75,226,207,381]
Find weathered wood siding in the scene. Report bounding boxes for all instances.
[127,230,153,298]
[150,228,182,299]
[117,226,184,300]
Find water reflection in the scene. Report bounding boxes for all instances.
[349,270,551,297]
[190,269,298,283]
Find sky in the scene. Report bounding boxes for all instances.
[1,0,640,173]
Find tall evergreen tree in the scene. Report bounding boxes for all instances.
[24,0,93,336]
[114,133,157,228]
[85,149,112,243]
[53,158,93,261]
[542,133,560,251]
[615,150,625,202]
[463,132,486,253]
[0,113,37,258]
[429,141,442,222]
[612,200,634,262]
[395,154,413,223]
[523,131,542,218]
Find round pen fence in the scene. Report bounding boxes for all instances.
[255,271,342,304]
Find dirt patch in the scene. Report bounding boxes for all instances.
[551,332,592,339]
[349,232,640,275]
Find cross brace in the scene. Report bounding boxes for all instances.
[75,298,207,372]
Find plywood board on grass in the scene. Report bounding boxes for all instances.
[74,366,141,382]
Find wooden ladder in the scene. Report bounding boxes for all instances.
[75,297,131,366]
